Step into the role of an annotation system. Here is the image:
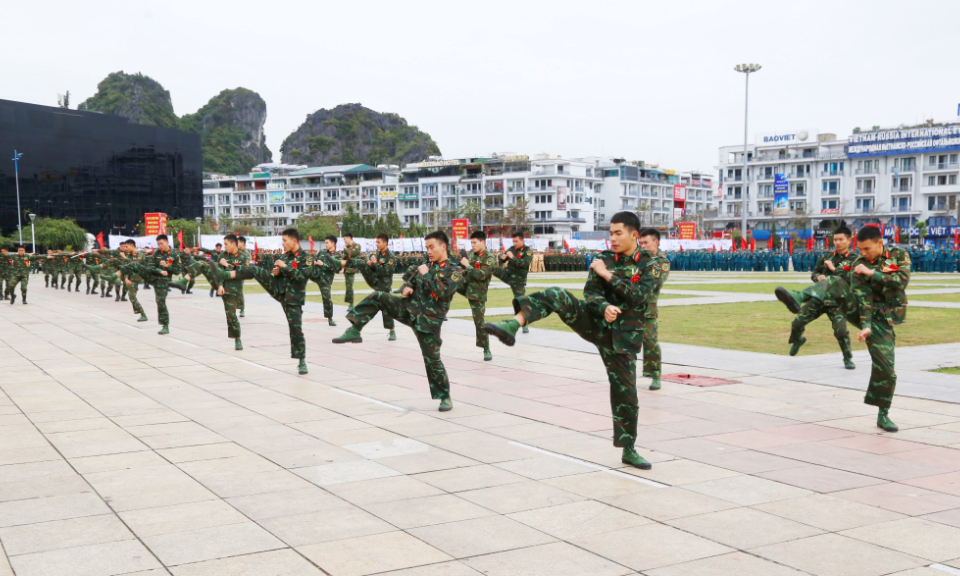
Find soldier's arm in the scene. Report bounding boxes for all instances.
[422,266,461,300]
[869,251,912,290]
[279,255,306,283]
[583,268,614,317]
[606,260,658,307]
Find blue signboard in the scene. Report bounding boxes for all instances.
[773,174,789,216]
[849,126,960,158]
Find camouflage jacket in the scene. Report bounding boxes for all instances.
[5,254,42,274]
[399,259,463,334]
[497,244,533,285]
[643,250,671,319]
[812,250,856,282]
[307,250,341,286]
[584,248,659,354]
[341,243,362,274]
[459,249,497,302]
[851,245,911,329]
[0,254,9,277]
[351,248,396,291]
[274,250,310,306]
[199,248,225,261]
[142,249,182,283]
[217,251,249,295]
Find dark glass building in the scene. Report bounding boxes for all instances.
[0,99,202,237]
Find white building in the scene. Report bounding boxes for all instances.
[202,153,715,238]
[712,124,960,246]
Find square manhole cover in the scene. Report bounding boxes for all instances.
[662,373,739,387]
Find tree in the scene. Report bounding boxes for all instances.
[32,218,88,250]
[166,218,217,248]
[505,199,531,235]
[461,201,485,232]
[635,201,654,228]
[770,221,782,250]
[915,219,929,246]
[297,212,339,241]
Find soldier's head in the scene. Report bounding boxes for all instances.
[237,236,246,248]
[215,243,222,252]
[470,231,486,253]
[376,234,389,251]
[639,228,660,254]
[126,240,137,253]
[224,234,239,254]
[0,247,7,255]
[424,231,449,263]
[16,245,25,255]
[281,228,300,253]
[511,231,524,250]
[834,226,852,253]
[343,233,354,247]
[608,211,641,255]
[47,249,53,255]
[156,235,170,252]
[325,235,337,251]
[856,226,884,260]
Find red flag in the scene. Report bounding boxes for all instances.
[96,232,104,250]
[955,227,959,250]
[895,226,900,244]
[788,238,794,254]
[679,244,684,253]
[750,237,755,253]
[741,236,747,250]
[309,236,314,252]
[254,241,259,262]
[177,230,184,250]
[852,234,857,250]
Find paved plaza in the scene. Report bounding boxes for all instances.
[2,273,960,576]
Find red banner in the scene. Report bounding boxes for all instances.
[677,222,697,240]
[452,219,470,242]
[176,230,184,250]
[96,232,104,250]
[144,213,167,236]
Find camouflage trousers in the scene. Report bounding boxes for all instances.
[842,312,897,409]
[66,271,81,290]
[348,291,450,399]
[508,282,525,300]
[6,273,28,297]
[223,294,242,339]
[344,272,356,306]
[468,298,488,349]
[282,303,305,359]
[515,287,639,450]
[127,281,145,315]
[315,281,334,319]
[86,271,100,290]
[642,318,661,378]
[792,285,853,361]
[101,273,121,296]
[153,282,171,326]
[233,266,303,358]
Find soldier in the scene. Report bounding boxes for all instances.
[491,231,534,334]
[6,246,42,304]
[638,228,671,391]
[776,226,909,432]
[332,231,462,412]
[0,247,9,300]
[210,234,247,351]
[484,212,659,470]
[118,241,149,322]
[237,236,250,318]
[458,231,497,361]
[348,233,398,340]
[309,235,346,327]
[210,229,310,374]
[84,251,104,294]
[199,243,224,297]
[340,233,362,311]
[121,234,180,334]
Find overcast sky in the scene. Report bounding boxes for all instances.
[5,0,960,174]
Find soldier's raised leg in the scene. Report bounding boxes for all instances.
[510,283,529,333]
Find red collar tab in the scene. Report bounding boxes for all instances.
[633,250,641,263]
[438,261,447,268]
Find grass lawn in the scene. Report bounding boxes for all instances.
[488,301,960,356]
[932,367,960,375]
[909,293,960,302]
[662,281,807,294]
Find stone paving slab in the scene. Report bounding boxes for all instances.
[2,281,960,575]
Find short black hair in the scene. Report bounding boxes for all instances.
[610,211,641,231]
[343,233,353,240]
[511,231,524,239]
[639,228,661,241]
[324,235,337,244]
[125,240,136,246]
[156,234,169,242]
[834,226,852,238]
[425,230,449,247]
[376,233,389,242]
[238,236,246,244]
[224,234,238,244]
[856,226,882,242]
[282,228,301,241]
[470,231,486,241]
[215,243,222,248]
[16,245,25,250]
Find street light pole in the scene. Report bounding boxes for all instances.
[195,216,202,248]
[29,214,36,254]
[734,64,761,244]
[12,151,23,244]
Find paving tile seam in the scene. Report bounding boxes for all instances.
[507,441,667,489]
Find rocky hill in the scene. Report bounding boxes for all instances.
[180,88,271,175]
[78,72,272,174]
[280,103,440,166]
[78,72,179,128]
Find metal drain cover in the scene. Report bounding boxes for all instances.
[662,373,739,387]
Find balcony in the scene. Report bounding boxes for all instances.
[855,167,880,175]
[924,162,960,171]
[855,187,876,195]
[790,172,811,179]
[459,188,481,196]
[821,170,844,177]
[530,185,556,191]
[891,186,913,193]
[892,205,914,213]
[890,165,916,173]
[507,187,525,193]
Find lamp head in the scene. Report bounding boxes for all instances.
[28,213,36,222]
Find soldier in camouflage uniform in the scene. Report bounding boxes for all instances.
[485,212,659,470]
[799,226,857,369]
[118,241,149,322]
[457,231,497,361]
[638,228,671,391]
[491,231,534,334]
[84,251,103,295]
[6,246,43,304]
[211,229,310,374]
[120,234,180,334]
[347,233,398,340]
[776,226,909,432]
[332,231,462,412]
[199,243,225,297]
[0,247,9,300]
[209,234,247,350]
[308,236,346,326]
[237,236,250,317]
[340,234,362,310]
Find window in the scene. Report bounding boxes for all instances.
[791,201,806,212]
[856,179,874,193]
[856,198,873,211]
[792,182,806,196]
[951,175,958,185]
[600,200,605,207]
[822,199,838,210]
[534,211,553,219]
[822,181,840,195]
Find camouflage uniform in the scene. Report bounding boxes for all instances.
[229,250,309,358]
[346,259,462,399]
[125,250,147,317]
[5,254,41,301]
[211,250,249,339]
[456,249,497,349]
[84,253,103,294]
[122,249,181,327]
[0,252,9,299]
[349,248,397,330]
[341,242,362,307]
[642,250,671,379]
[512,248,659,450]
[492,244,533,300]
[806,249,856,361]
[308,250,341,320]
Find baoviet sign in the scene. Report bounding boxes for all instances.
[144,213,167,236]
